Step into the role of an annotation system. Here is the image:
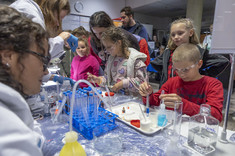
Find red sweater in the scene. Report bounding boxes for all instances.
[143,76,223,122]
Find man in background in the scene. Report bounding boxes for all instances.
[120,6,149,42]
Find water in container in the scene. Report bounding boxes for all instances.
[187,104,219,155]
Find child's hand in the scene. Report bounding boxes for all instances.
[159,94,182,109]
[139,82,153,97]
[87,72,100,84]
[112,81,123,92]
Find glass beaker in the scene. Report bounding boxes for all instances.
[187,104,219,155]
[93,125,123,155]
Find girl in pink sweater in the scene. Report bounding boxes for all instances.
[70,38,99,88]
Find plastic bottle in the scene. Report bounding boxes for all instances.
[157,102,167,127]
[187,104,219,155]
[60,131,86,156]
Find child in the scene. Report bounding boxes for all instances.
[139,43,223,122]
[70,38,99,88]
[150,18,229,88]
[87,26,147,93]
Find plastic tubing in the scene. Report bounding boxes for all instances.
[69,79,111,132]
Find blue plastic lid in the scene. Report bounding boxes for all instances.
[58,100,62,103]
[89,93,93,96]
[87,87,92,91]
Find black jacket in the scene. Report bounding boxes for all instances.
[150,45,230,88]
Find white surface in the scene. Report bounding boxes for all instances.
[107,102,171,135]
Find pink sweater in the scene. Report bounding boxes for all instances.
[70,54,99,88]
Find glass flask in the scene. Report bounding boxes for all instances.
[187,104,219,155]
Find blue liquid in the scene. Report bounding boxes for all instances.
[158,114,167,127]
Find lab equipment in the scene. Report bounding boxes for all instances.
[67,34,78,52]
[146,95,149,117]
[157,101,167,127]
[187,104,219,155]
[165,101,183,155]
[59,131,86,156]
[105,85,113,111]
[146,74,150,117]
[66,79,118,140]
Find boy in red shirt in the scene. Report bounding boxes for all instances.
[139,43,223,122]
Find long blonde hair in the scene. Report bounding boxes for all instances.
[168,18,199,50]
[36,0,70,37]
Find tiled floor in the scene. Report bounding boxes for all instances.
[149,79,235,131]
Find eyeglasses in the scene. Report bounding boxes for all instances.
[172,62,198,73]
[104,44,115,53]
[25,50,51,71]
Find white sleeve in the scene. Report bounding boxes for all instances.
[0,107,43,156]
[49,36,65,59]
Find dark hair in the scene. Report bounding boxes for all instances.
[0,6,49,96]
[89,11,114,47]
[72,26,90,38]
[120,6,134,18]
[101,26,130,59]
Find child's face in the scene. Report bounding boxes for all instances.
[76,41,88,57]
[171,23,193,47]
[102,39,120,57]
[173,60,202,82]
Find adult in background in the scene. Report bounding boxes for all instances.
[120,6,149,42]
[10,0,77,84]
[0,6,49,155]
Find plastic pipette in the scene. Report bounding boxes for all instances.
[52,93,67,123]
[138,103,147,121]
[146,95,149,117]
[146,74,150,117]
[105,85,113,112]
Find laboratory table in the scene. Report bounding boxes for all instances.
[38,114,235,156]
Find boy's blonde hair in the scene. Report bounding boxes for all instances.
[172,43,201,63]
[101,26,130,59]
[77,37,90,56]
[168,18,199,50]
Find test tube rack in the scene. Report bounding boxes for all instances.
[64,104,118,140]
